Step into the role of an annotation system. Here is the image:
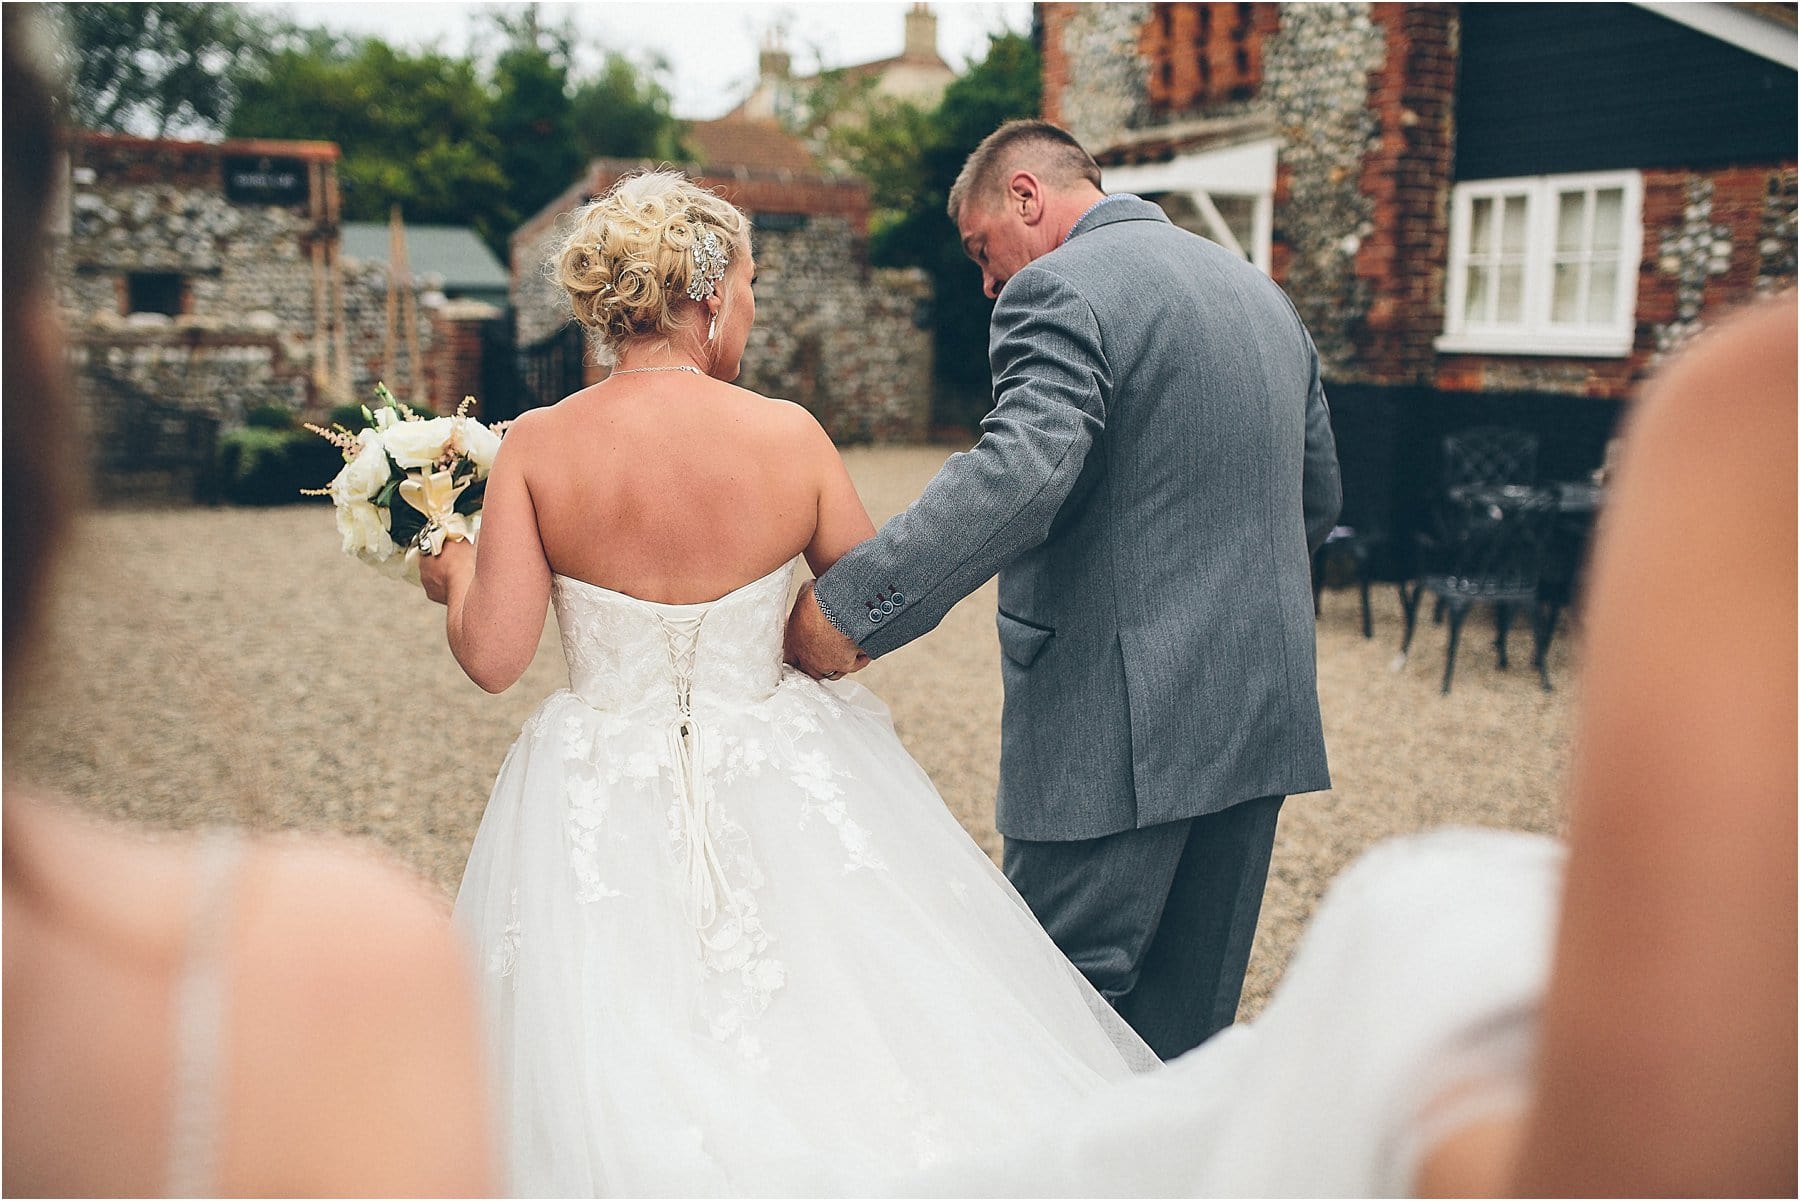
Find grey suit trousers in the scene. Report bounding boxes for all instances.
[1003,796,1285,1060]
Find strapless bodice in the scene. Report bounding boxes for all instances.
[551,560,795,715]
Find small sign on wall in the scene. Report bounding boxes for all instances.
[223,155,309,206]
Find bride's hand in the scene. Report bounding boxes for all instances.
[419,537,475,606]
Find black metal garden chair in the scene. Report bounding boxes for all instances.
[1440,426,1539,491]
[1398,484,1561,693]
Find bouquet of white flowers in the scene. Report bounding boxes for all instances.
[305,384,506,582]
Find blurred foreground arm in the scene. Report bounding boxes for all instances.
[1511,299,1797,1195]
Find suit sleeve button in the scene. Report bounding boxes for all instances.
[869,609,884,624]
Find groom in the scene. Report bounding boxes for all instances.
[787,119,1340,1059]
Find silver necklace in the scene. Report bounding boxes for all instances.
[610,364,704,377]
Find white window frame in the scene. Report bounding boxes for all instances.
[1102,138,1276,275]
[1437,170,1644,358]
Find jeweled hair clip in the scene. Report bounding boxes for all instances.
[686,228,728,301]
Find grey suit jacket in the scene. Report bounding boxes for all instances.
[814,196,1341,840]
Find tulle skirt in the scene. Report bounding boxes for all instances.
[898,828,1564,1197]
[453,673,1155,1197]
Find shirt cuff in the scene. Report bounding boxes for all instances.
[811,579,859,645]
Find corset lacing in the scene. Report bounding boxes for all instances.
[656,611,744,959]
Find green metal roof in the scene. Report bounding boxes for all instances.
[340,223,509,292]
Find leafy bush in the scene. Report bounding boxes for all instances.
[242,402,298,430]
[327,403,369,430]
[215,427,341,505]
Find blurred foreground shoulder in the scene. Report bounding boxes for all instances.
[225,836,494,1196]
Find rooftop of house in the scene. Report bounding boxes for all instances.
[339,223,508,292]
[685,117,821,177]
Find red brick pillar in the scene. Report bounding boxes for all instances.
[427,300,500,415]
[1358,3,1457,387]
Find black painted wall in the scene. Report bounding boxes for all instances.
[1456,3,1797,181]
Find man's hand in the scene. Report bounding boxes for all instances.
[419,537,475,606]
[785,580,870,680]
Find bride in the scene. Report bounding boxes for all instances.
[418,170,1156,1195]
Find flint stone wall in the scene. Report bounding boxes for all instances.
[59,143,445,453]
[513,213,932,443]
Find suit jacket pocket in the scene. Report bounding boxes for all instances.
[996,609,1054,669]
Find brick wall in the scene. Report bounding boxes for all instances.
[1355,4,1455,387]
[428,300,500,415]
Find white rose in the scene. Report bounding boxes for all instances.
[380,415,455,467]
[454,416,502,476]
[372,405,399,431]
[335,498,395,562]
[329,429,391,503]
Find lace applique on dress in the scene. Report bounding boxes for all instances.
[788,746,885,873]
[490,889,523,984]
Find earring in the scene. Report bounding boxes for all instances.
[707,314,718,342]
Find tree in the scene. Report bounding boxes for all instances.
[488,6,583,229]
[50,2,278,137]
[229,37,511,249]
[848,32,1043,427]
[569,52,688,164]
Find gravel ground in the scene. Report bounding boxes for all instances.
[6,445,1575,1017]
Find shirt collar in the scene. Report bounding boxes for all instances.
[1061,194,1130,246]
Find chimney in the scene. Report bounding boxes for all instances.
[903,3,938,61]
[758,28,791,80]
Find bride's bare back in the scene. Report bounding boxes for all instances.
[525,374,846,602]
[427,371,874,693]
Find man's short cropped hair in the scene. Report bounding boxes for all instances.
[946,119,1103,223]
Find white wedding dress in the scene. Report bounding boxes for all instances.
[454,556,1567,1197]
[452,560,1159,1196]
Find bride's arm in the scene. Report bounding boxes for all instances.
[422,413,552,693]
[1509,299,1796,1196]
[788,409,876,673]
[802,412,877,579]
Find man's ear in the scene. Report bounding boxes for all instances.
[1008,170,1044,225]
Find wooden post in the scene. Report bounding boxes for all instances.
[327,163,351,401]
[308,159,329,398]
[385,204,402,391]
[396,218,426,406]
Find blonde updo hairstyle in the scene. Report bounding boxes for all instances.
[553,170,751,360]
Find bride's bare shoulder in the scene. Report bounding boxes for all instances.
[724,385,835,448]
[223,835,493,1193]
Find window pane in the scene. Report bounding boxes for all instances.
[1552,262,1583,324]
[1497,264,1525,324]
[1469,197,1493,255]
[1501,196,1529,254]
[1592,188,1625,252]
[1587,259,1619,323]
[1466,265,1492,323]
[1556,191,1588,255]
